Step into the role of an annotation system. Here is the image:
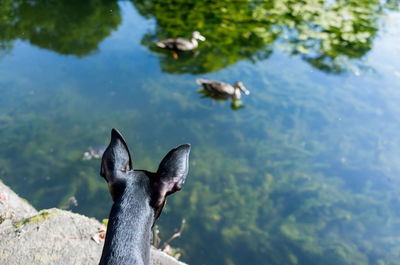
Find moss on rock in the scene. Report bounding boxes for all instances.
[15,209,55,228]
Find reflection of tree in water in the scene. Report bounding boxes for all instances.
[135,0,276,74]
[133,0,399,74]
[0,0,121,57]
[1,0,397,71]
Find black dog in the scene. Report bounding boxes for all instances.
[99,129,190,265]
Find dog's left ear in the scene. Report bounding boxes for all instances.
[100,128,133,201]
[151,144,190,209]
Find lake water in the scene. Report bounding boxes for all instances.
[1,1,400,264]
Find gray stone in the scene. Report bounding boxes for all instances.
[0,181,38,223]
[0,182,186,265]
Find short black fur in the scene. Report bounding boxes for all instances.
[99,129,190,265]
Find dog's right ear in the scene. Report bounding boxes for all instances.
[100,128,132,201]
[151,144,190,207]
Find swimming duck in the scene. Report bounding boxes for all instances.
[82,145,107,160]
[156,31,206,51]
[196,79,250,100]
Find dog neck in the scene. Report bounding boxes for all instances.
[99,176,154,265]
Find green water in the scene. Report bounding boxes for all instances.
[1,1,400,264]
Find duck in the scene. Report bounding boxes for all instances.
[196,78,250,100]
[156,31,206,51]
[82,145,107,160]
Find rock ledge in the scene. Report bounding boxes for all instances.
[0,181,186,265]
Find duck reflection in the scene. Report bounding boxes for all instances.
[196,79,250,110]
